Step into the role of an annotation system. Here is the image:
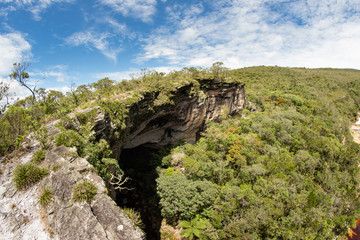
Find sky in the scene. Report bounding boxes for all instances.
[0,0,360,100]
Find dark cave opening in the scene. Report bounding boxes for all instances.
[116,145,169,240]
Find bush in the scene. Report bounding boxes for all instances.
[34,126,48,150]
[122,208,144,229]
[157,173,217,221]
[84,139,123,182]
[13,163,48,190]
[99,100,128,130]
[55,129,86,155]
[33,149,46,164]
[39,187,53,206]
[72,181,97,203]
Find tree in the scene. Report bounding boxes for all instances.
[75,84,92,102]
[210,62,227,80]
[156,172,217,222]
[69,80,78,105]
[0,81,10,115]
[92,77,114,99]
[9,63,37,104]
[36,88,47,103]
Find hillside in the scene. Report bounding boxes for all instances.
[1,65,360,239]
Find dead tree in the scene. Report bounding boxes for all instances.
[109,173,134,191]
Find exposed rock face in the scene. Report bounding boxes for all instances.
[0,123,144,240]
[351,117,360,144]
[124,80,246,149]
[94,79,246,155]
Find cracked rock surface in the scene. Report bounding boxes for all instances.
[0,125,144,240]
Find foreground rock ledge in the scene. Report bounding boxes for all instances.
[0,140,144,240]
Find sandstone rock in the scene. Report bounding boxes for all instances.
[0,143,144,240]
[123,80,246,149]
[92,79,246,158]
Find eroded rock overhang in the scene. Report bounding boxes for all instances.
[122,79,246,149]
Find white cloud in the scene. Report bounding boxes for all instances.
[0,32,31,75]
[93,66,181,81]
[99,0,157,22]
[0,0,74,20]
[138,0,360,69]
[31,64,72,83]
[65,31,121,61]
[105,17,127,35]
[48,85,71,94]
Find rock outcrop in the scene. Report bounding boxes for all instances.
[351,117,360,144]
[124,80,246,149]
[0,122,144,240]
[94,79,246,157]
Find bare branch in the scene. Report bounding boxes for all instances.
[109,173,134,191]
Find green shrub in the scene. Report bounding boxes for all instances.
[13,163,48,190]
[99,100,128,130]
[75,109,97,126]
[39,187,53,206]
[51,164,61,172]
[100,157,122,182]
[179,216,208,240]
[85,139,123,182]
[122,208,144,229]
[55,129,86,155]
[33,149,46,164]
[34,126,48,150]
[72,181,97,203]
[157,173,217,221]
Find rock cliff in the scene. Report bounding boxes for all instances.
[124,80,246,149]
[94,79,246,158]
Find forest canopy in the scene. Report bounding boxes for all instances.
[157,67,360,239]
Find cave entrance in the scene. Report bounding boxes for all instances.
[116,145,170,240]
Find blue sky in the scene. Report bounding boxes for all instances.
[0,0,360,100]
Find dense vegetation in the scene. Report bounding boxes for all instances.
[157,67,360,239]
[1,63,360,239]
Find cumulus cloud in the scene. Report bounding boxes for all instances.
[0,32,32,75]
[99,0,157,22]
[138,0,360,69]
[0,31,34,102]
[65,31,121,61]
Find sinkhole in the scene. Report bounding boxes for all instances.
[116,145,171,240]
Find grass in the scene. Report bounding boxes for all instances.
[33,149,46,164]
[39,187,54,206]
[122,207,144,229]
[51,164,61,172]
[72,181,97,204]
[12,163,48,190]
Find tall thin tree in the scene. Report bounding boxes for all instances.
[9,63,37,104]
